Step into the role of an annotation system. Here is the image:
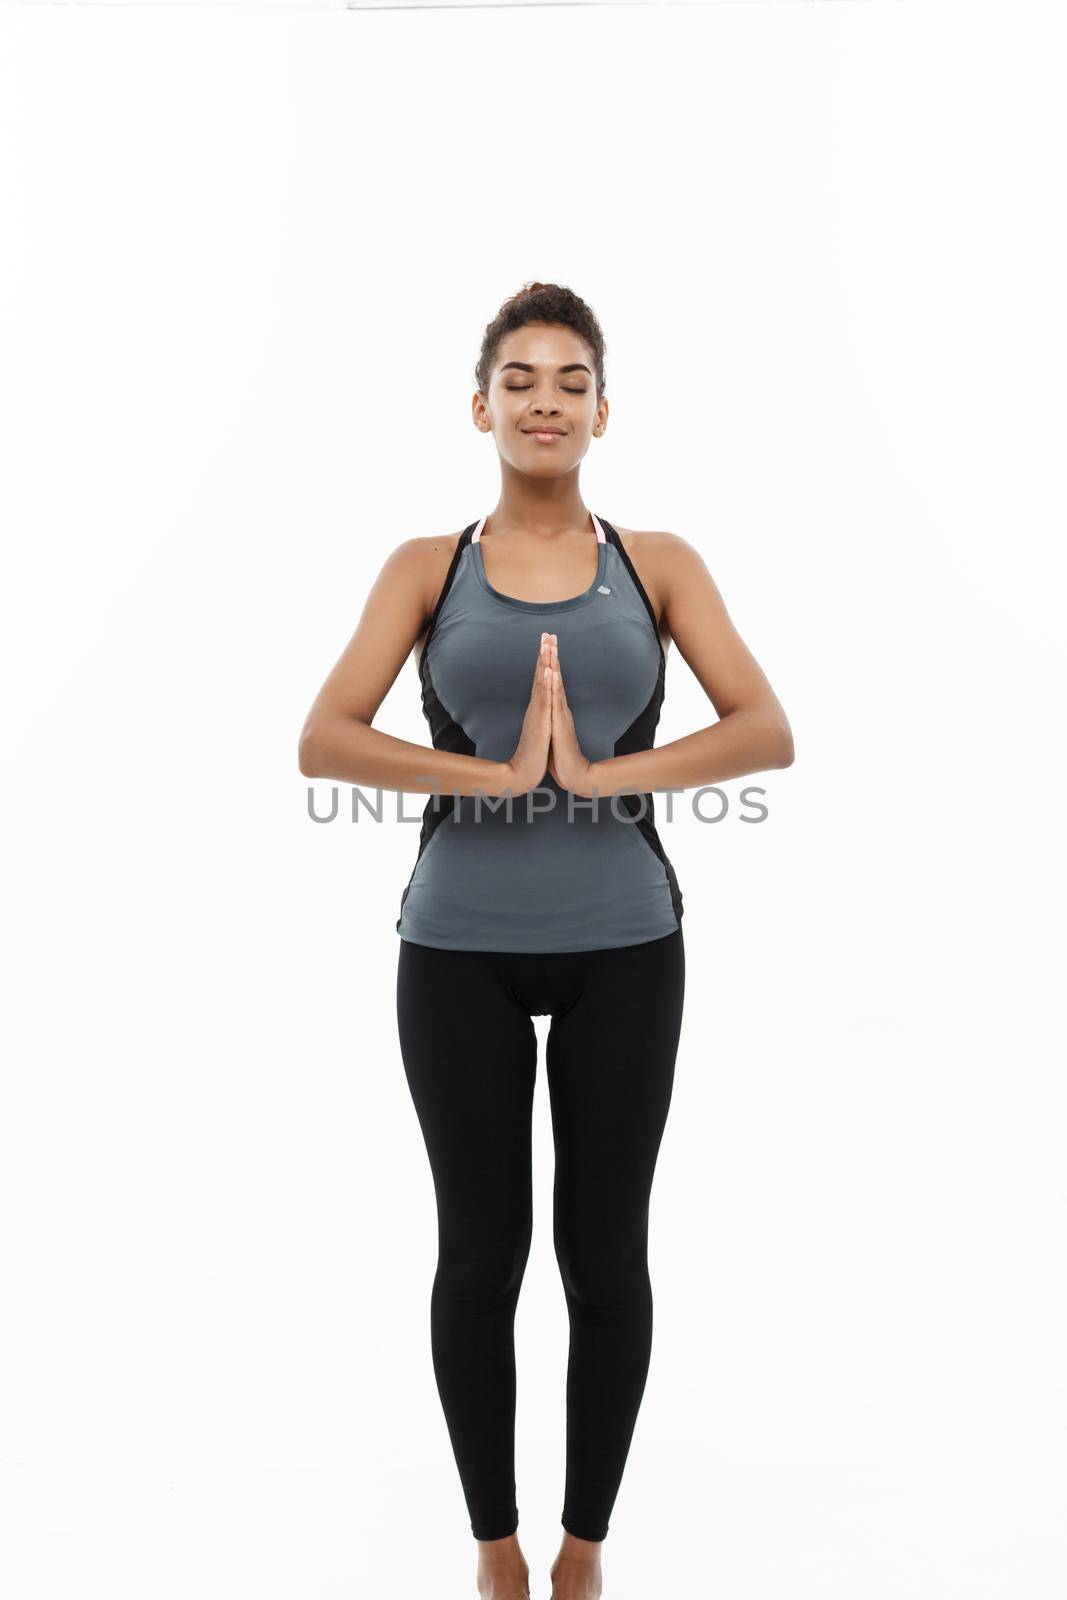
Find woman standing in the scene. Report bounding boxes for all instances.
[298,283,794,1600]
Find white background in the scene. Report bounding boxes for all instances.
[2,1,1064,1595]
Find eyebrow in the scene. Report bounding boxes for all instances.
[499,361,593,378]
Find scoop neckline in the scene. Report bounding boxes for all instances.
[469,515,610,613]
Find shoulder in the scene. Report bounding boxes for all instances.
[611,524,703,573]
[390,528,467,571]
[385,527,466,601]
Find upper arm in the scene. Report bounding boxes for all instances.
[300,535,447,736]
[653,530,791,728]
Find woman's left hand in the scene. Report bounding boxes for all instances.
[546,635,597,799]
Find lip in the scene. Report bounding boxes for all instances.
[522,427,567,440]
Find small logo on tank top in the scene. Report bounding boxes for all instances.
[597,584,611,595]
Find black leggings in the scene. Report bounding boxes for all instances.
[396,926,685,1543]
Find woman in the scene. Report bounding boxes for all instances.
[298,282,794,1600]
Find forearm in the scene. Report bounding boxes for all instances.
[588,707,794,797]
[299,715,507,797]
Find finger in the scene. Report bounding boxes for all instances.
[533,630,553,688]
[553,653,569,711]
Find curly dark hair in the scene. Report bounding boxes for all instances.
[475,281,607,401]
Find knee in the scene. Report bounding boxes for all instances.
[435,1217,533,1312]
[554,1221,651,1317]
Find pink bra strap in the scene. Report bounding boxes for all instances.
[472,512,606,544]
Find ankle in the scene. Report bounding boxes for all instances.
[553,1531,603,1563]
[477,1531,528,1568]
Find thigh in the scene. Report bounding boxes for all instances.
[545,929,686,1236]
[396,940,539,1248]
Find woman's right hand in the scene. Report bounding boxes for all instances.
[497,632,555,798]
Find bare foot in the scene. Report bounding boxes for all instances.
[550,1532,603,1600]
[477,1531,531,1600]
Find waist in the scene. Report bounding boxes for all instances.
[397,801,682,953]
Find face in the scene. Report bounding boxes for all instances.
[473,321,608,475]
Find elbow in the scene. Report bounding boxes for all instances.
[763,709,794,769]
[298,723,324,778]
[298,713,371,779]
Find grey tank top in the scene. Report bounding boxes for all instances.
[395,512,684,953]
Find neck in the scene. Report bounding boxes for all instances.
[487,468,590,540]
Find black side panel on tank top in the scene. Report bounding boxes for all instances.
[395,524,478,933]
[599,519,684,927]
